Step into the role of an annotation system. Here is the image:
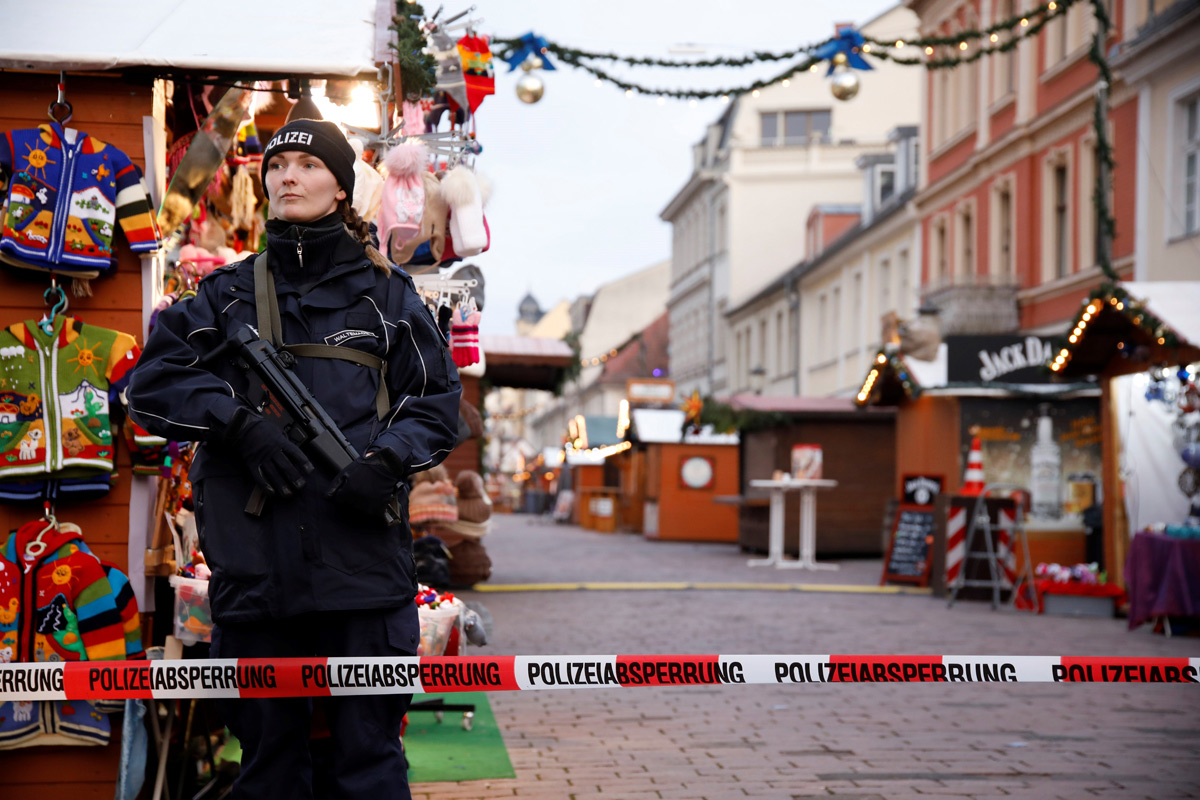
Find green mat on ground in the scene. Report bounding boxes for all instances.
[405,692,515,783]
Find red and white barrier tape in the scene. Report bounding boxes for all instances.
[2,655,1197,702]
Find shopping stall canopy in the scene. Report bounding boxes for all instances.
[0,0,386,77]
[481,336,576,391]
[1057,281,1200,378]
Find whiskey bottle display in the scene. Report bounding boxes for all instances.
[1030,405,1062,519]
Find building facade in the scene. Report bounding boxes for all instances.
[1111,0,1200,282]
[662,4,921,400]
[528,260,670,453]
[908,0,1140,335]
[724,126,923,398]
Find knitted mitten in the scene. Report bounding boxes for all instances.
[450,305,481,367]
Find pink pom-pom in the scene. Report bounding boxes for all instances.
[384,142,429,178]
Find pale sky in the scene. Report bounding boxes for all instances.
[469,0,897,335]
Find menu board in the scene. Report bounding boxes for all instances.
[881,505,935,586]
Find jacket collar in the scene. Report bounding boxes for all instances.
[227,247,382,310]
[9,316,82,350]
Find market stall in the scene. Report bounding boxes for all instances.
[0,1,501,794]
[728,395,896,557]
[1046,282,1200,625]
[856,334,1103,582]
[620,407,739,542]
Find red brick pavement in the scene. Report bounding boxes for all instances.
[409,515,1200,800]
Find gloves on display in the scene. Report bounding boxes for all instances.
[326,447,410,519]
[221,407,313,497]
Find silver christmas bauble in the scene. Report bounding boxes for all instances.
[516,73,545,104]
[830,70,860,101]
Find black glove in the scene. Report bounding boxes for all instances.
[221,406,313,497]
[326,447,409,519]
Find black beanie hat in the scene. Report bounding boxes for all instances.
[260,119,356,200]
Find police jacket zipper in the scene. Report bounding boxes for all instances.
[297,228,305,271]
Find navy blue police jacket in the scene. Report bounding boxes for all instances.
[127,228,462,624]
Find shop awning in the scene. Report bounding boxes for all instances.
[730,393,895,416]
[1051,281,1200,378]
[630,408,739,445]
[482,335,576,391]
[0,0,387,77]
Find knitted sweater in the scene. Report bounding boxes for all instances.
[0,520,138,748]
[0,124,161,276]
[0,316,141,495]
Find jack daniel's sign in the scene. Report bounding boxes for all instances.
[946,335,1056,385]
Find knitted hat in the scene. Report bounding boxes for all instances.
[260,119,356,200]
[454,471,492,524]
[409,481,458,525]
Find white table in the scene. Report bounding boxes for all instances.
[747,479,839,570]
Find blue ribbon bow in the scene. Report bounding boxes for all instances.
[812,28,874,76]
[502,33,557,72]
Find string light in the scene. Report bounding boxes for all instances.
[855,351,920,406]
[1048,287,1184,373]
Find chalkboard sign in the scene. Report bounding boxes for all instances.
[881,504,935,586]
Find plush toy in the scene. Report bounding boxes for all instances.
[440,166,491,256]
[377,142,429,256]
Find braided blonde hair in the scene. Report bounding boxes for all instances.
[338,199,392,275]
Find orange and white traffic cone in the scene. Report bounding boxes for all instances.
[961,437,986,496]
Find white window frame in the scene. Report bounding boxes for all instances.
[876,164,897,207]
[878,257,892,319]
[1041,147,1074,283]
[817,292,829,360]
[932,214,951,287]
[956,199,977,282]
[775,310,785,376]
[990,174,1017,285]
[1167,80,1200,240]
[991,0,1018,104]
[759,109,833,147]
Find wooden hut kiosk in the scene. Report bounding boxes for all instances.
[620,408,740,542]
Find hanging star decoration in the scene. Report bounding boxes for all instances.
[811,27,874,75]
[501,33,557,72]
[681,390,704,436]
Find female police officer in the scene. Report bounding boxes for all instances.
[128,119,461,800]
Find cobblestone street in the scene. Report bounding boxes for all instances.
[412,514,1200,800]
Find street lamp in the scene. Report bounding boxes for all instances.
[750,365,767,395]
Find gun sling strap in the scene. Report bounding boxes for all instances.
[254,253,390,421]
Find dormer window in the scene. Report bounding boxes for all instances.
[877,166,896,206]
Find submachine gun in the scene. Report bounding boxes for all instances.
[203,325,402,525]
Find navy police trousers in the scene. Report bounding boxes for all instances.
[211,606,420,800]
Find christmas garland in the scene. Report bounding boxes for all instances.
[391,0,439,98]
[493,37,836,70]
[492,0,1082,97]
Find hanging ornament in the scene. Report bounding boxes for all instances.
[501,33,557,72]
[832,52,849,67]
[830,69,860,101]
[516,73,545,104]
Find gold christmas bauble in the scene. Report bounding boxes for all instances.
[516,73,545,104]
[832,52,849,67]
[830,70,860,101]
[520,55,544,72]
